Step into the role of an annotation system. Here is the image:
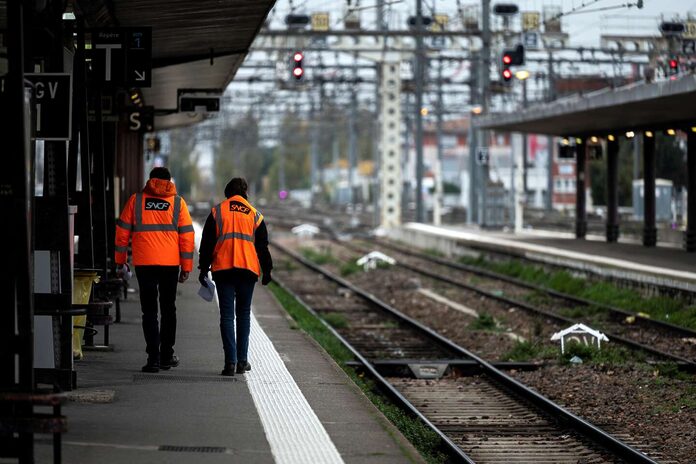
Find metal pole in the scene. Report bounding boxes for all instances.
[376,0,385,30]
[643,133,657,247]
[403,93,412,220]
[686,131,696,252]
[348,58,358,204]
[434,58,444,225]
[467,50,478,225]
[575,139,587,239]
[279,131,286,196]
[415,0,426,223]
[373,72,381,227]
[606,137,620,242]
[522,79,528,198]
[478,0,491,226]
[545,53,556,212]
[3,2,34,461]
[546,135,554,211]
[310,94,319,208]
[633,134,641,180]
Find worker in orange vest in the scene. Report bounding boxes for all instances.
[198,177,272,376]
[115,167,195,373]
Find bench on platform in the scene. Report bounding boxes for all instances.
[0,391,67,464]
[74,301,114,350]
[93,277,127,323]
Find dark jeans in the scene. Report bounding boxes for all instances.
[135,265,179,363]
[214,272,256,365]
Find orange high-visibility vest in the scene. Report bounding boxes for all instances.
[115,181,194,272]
[211,195,263,275]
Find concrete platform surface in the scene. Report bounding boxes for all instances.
[34,278,424,463]
[395,223,696,293]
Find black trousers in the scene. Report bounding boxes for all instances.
[135,265,179,363]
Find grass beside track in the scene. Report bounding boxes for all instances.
[459,256,696,330]
[268,282,447,464]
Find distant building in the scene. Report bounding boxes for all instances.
[404,116,576,212]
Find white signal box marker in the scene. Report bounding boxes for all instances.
[291,223,320,238]
[356,251,396,271]
[551,323,609,354]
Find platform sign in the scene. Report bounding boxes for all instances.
[311,13,330,31]
[127,106,154,133]
[522,11,540,32]
[126,28,152,87]
[25,73,72,141]
[684,21,696,39]
[522,31,540,50]
[431,14,449,48]
[92,27,152,87]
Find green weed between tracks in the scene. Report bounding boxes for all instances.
[268,282,448,464]
[559,343,644,365]
[299,246,339,266]
[501,339,644,365]
[502,340,557,362]
[459,256,696,330]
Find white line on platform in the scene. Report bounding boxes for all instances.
[245,311,344,464]
[193,222,344,464]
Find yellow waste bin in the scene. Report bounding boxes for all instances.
[73,271,100,359]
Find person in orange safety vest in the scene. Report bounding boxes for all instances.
[198,177,272,376]
[115,167,194,373]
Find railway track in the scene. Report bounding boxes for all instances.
[337,239,696,368]
[271,241,661,464]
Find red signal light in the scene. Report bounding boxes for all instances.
[669,59,678,68]
[502,68,513,81]
[294,52,304,62]
[293,67,304,78]
[502,54,512,65]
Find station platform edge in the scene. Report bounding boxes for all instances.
[31,278,424,464]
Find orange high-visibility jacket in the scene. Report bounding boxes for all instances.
[115,178,195,272]
[211,195,263,275]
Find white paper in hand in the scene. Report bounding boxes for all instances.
[198,277,216,302]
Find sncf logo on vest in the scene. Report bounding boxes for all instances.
[145,198,171,211]
[229,201,251,214]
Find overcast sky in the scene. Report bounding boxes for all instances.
[268,0,696,47]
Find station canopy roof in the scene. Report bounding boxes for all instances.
[475,75,696,136]
[76,0,275,129]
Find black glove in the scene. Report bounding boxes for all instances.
[198,271,208,287]
[261,272,272,286]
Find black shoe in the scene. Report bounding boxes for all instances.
[236,361,251,374]
[141,362,160,373]
[160,355,179,370]
[221,363,236,376]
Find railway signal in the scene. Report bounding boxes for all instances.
[502,44,525,66]
[292,51,304,80]
[668,57,679,76]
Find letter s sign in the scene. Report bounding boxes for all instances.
[129,112,141,131]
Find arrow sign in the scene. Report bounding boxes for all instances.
[125,27,152,87]
[90,27,151,87]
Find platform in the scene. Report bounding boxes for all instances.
[33,278,423,463]
[392,223,696,294]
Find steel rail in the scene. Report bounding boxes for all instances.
[438,239,696,301]
[340,240,696,368]
[376,238,696,338]
[272,240,659,464]
[270,257,475,463]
